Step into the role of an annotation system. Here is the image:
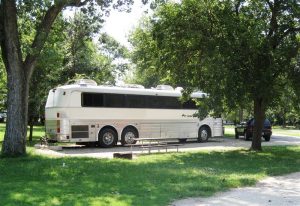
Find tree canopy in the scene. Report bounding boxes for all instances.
[0,0,134,156]
[129,0,300,150]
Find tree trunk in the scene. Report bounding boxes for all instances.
[2,71,29,156]
[1,0,29,156]
[282,109,286,128]
[1,0,93,156]
[251,97,265,151]
[239,108,243,122]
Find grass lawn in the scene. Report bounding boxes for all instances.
[224,125,235,138]
[1,123,300,205]
[0,146,300,206]
[272,127,300,137]
[0,123,45,146]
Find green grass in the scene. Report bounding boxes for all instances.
[0,123,5,137]
[0,123,299,205]
[0,123,45,146]
[272,128,300,137]
[0,124,300,205]
[224,125,235,138]
[1,146,300,206]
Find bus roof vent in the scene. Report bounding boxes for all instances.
[75,79,97,87]
[156,85,174,91]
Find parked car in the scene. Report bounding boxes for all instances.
[235,118,272,141]
[0,112,6,123]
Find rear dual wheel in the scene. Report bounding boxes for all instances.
[198,127,211,142]
[98,128,117,148]
[121,128,138,146]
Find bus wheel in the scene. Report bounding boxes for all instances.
[179,139,187,143]
[198,126,211,142]
[121,128,138,146]
[98,128,117,148]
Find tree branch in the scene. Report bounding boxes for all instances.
[267,0,280,39]
[234,0,242,16]
[23,4,64,80]
[0,2,9,69]
[278,27,300,43]
[1,0,23,73]
[265,0,273,10]
[0,2,3,43]
[65,0,90,7]
[23,0,91,80]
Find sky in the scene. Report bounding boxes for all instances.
[102,1,151,48]
[64,1,151,48]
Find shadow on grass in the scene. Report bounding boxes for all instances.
[0,146,300,206]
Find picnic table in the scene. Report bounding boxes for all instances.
[130,138,184,154]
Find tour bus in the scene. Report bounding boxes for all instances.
[45,79,223,147]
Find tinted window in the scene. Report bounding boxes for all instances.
[147,96,161,108]
[264,119,271,127]
[82,93,104,107]
[126,94,146,108]
[160,96,181,109]
[82,92,198,110]
[182,99,197,109]
[104,93,125,107]
[248,118,271,127]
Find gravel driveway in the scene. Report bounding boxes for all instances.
[36,134,300,159]
[172,172,300,206]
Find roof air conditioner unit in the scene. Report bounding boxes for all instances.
[156,85,174,91]
[75,79,97,87]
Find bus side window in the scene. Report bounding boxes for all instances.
[104,94,125,108]
[182,99,197,109]
[82,93,104,107]
[126,94,146,108]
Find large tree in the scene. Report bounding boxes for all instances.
[131,0,300,150]
[128,17,165,87]
[0,0,134,156]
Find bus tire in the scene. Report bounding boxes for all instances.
[198,126,211,142]
[98,128,117,148]
[179,138,187,143]
[121,127,138,146]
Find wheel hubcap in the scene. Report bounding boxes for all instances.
[103,132,114,145]
[201,130,208,139]
[125,132,135,144]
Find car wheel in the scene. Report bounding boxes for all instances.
[264,135,271,142]
[244,132,251,141]
[121,127,138,146]
[198,126,211,142]
[235,129,239,139]
[98,128,117,148]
